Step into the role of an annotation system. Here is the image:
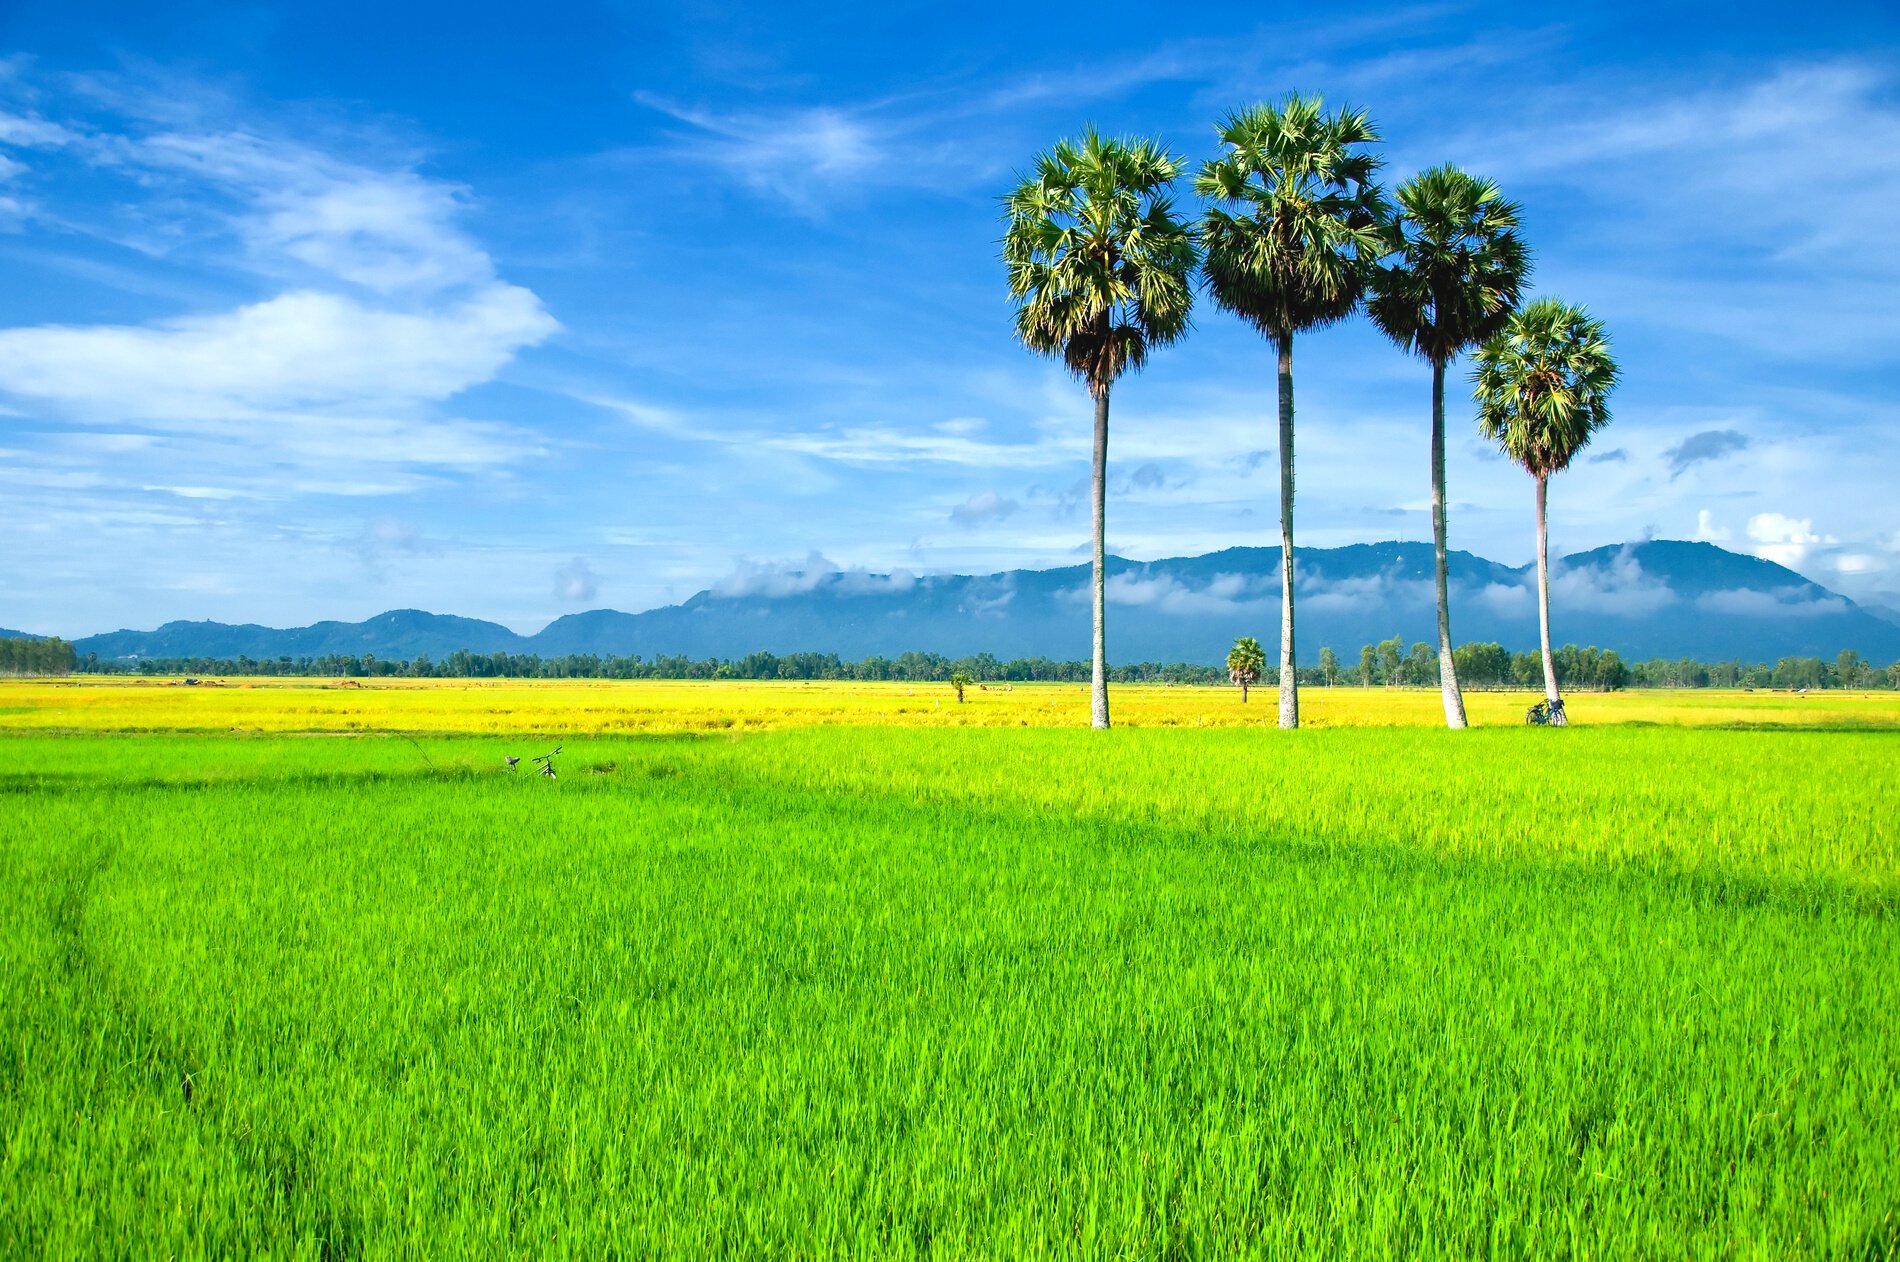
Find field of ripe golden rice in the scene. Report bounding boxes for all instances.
[2,675,1895,734]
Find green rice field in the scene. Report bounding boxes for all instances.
[4,700,1899,1257]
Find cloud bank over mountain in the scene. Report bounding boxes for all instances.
[69,541,1900,667]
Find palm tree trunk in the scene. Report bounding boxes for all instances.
[1430,358,1468,729]
[1090,382,1111,730]
[1276,332,1299,730]
[1536,472,1558,704]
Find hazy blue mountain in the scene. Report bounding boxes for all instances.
[528,540,1898,664]
[0,628,42,640]
[70,541,1900,665]
[76,609,524,661]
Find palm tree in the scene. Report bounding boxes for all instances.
[1003,130,1196,729]
[1368,166,1530,729]
[1227,636,1266,702]
[1473,298,1618,706]
[1196,96,1384,731]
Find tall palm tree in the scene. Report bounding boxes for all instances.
[1473,298,1618,706]
[1368,166,1529,729]
[1196,96,1384,730]
[1003,130,1196,729]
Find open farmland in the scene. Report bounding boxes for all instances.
[4,675,1899,735]
[3,681,1898,1257]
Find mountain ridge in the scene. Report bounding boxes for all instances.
[59,540,1900,666]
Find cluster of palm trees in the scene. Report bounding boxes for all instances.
[1003,95,1620,731]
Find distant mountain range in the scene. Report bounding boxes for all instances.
[52,540,1900,666]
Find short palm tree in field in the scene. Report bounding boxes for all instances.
[1473,298,1618,706]
[1004,130,1196,730]
[1227,636,1266,702]
[1368,166,1529,729]
[1196,95,1384,731]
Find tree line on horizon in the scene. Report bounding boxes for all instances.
[32,640,1899,692]
[0,635,77,677]
[1005,94,1619,731]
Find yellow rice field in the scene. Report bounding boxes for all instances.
[2,675,1895,734]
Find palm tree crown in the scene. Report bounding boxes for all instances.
[1473,298,1618,475]
[1195,96,1385,337]
[1003,130,1196,395]
[1367,166,1529,364]
[1227,636,1266,684]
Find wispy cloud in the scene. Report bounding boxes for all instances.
[629,91,989,213]
[0,78,558,487]
[949,490,1018,527]
[1663,430,1748,480]
[553,556,599,602]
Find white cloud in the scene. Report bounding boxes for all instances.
[256,174,495,294]
[637,96,879,178]
[0,286,554,420]
[0,109,78,148]
[631,95,906,213]
[0,95,559,487]
[1548,552,1679,617]
[1471,61,1900,267]
[1103,570,1272,615]
[1470,581,1535,616]
[126,129,498,295]
[959,575,1016,615]
[767,423,1077,468]
[711,551,839,598]
[949,491,1019,527]
[1696,587,1848,619]
[553,557,599,603]
[1300,572,1430,615]
[834,568,917,595]
[1694,509,1733,543]
[1745,512,1836,567]
[354,517,440,581]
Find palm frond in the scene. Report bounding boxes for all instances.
[1472,298,1619,477]
[1193,94,1386,338]
[1001,128,1196,394]
[1367,165,1531,364]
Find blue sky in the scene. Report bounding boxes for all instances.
[1,1,1896,636]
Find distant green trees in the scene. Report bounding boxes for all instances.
[55,644,1896,690]
[1366,639,1631,690]
[0,636,76,676]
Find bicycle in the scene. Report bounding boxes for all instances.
[1525,698,1568,726]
